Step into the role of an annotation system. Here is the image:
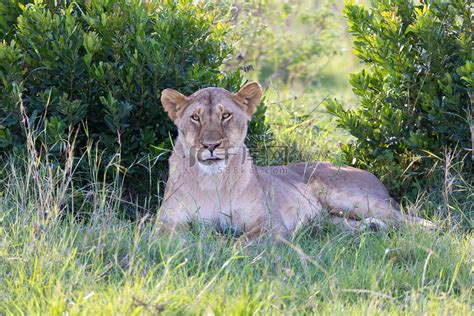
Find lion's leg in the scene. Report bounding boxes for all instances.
[158,196,196,235]
[322,190,401,224]
[326,196,435,230]
[304,163,434,230]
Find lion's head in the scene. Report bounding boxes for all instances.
[161,82,262,169]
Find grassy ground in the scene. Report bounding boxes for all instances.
[1,184,472,314]
[0,137,472,314]
[1,1,472,314]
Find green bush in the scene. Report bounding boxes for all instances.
[0,0,267,195]
[0,0,23,40]
[326,0,472,198]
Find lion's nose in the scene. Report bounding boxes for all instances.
[202,141,221,154]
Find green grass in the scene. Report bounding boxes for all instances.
[1,60,472,314]
[1,44,472,316]
[1,2,472,313]
[0,146,472,315]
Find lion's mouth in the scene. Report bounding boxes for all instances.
[198,157,224,165]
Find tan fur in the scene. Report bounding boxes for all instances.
[159,83,434,237]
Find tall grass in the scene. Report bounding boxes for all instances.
[0,111,472,314]
[1,1,471,313]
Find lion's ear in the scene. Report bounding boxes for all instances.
[161,88,190,122]
[234,82,262,117]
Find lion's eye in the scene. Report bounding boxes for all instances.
[191,114,200,122]
[222,113,232,120]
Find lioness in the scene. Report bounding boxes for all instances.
[159,82,433,237]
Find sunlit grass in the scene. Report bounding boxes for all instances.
[257,81,354,167]
[1,0,471,314]
[1,191,472,314]
[1,36,471,316]
[0,136,472,314]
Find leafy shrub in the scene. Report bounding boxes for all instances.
[0,0,23,40]
[325,0,472,198]
[0,0,267,195]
